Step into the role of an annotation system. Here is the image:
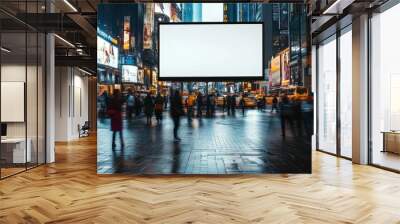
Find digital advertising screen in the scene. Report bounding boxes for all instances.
[281,49,290,86]
[97,36,119,68]
[270,55,281,87]
[158,23,264,80]
[121,65,138,83]
[123,16,130,50]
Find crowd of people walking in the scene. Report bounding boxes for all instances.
[98,89,314,147]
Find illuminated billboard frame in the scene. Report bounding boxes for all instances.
[97,36,119,69]
[123,16,131,50]
[122,65,138,83]
[270,55,281,87]
[157,22,265,81]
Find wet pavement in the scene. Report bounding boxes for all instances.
[97,109,311,174]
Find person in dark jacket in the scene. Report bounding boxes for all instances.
[239,94,246,116]
[302,95,314,137]
[170,90,183,141]
[143,93,154,125]
[230,94,236,115]
[108,89,124,150]
[196,92,203,118]
[206,94,211,117]
[271,96,278,113]
[292,99,303,136]
[222,96,226,113]
[154,93,164,124]
[279,95,294,137]
[210,93,216,116]
[99,91,109,118]
[134,92,142,116]
[126,89,134,119]
[163,94,168,109]
[226,95,231,115]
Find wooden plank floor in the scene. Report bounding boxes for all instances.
[1,136,400,224]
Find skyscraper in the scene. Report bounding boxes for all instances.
[181,3,202,22]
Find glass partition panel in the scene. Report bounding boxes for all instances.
[317,36,337,154]
[371,4,400,171]
[1,31,28,177]
[27,31,38,169]
[38,32,46,165]
[339,28,352,158]
[0,1,46,179]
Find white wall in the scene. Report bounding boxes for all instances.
[55,67,89,141]
[1,63,46,164]
[1,65,43,136]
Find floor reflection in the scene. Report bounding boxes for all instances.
[97,109,311,174]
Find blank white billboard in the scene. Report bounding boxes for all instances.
[159,23,263,79]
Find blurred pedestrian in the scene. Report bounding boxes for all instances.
[126,89,135,119]
[108,89,124,150]
[170,90,184,141]
[206,94,211,117]
[263,96,267,111]
[154,93,164,124]
[196,92,203,117]
[293,99,303,136]
[134,92,142,116]
[222,96,226,113]
[230,94,236,115]
[143,93,154,125]
[227,94,232,115]
[271,96,278,113]
[210,93,216,116]
[164,94,168,109]
[240,95,246,116]
[187,92,196,121]
[99,91,109,118]
[279,95,294,137]
[257,98,263,111]
[302,95,314,137]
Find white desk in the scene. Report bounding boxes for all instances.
[1,138,31,163]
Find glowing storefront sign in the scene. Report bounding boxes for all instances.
[270,55,281,87]
[143,4,154,49]
[97,28,118,45]
[123,16,130,50]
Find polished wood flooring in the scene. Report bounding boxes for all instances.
[1,135,400,223]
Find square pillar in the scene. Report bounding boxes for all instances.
[352,14,369,164]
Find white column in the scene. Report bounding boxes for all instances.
[46,33,55,163]
[55,67,72,141]
[352,14,369,164]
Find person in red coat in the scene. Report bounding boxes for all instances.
[108,89,124,150]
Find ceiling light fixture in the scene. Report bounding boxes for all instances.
[63,0,78,12]
[322,0,341,14]
[54,34,75,48]
[322,0,354,15]
[78,67,92,76]
[1,47,11,53]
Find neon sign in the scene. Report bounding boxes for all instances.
[97,28,118,45]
